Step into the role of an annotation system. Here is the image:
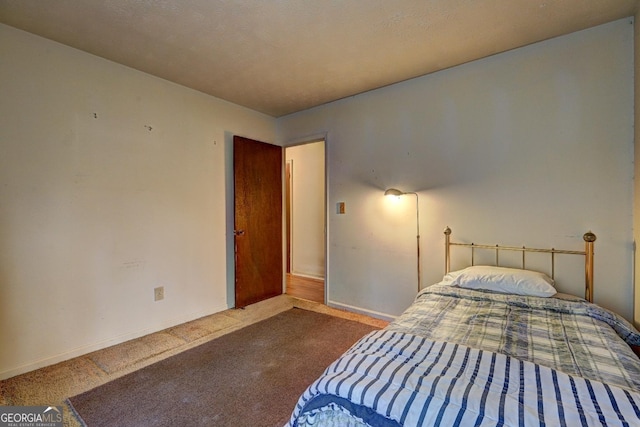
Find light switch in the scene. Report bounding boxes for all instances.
[337,202,346,214]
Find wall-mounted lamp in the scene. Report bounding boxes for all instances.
[384,188,421,292]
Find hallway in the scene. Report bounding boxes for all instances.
[286,273,324,304]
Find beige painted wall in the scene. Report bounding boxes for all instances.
[278,19,635,321]
[0,24,276,379]
[286,141,325,278]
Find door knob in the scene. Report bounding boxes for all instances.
[234,229,245,236]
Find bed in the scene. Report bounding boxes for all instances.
[287,228,640,426]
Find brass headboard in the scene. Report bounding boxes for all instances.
[443,227,596,302]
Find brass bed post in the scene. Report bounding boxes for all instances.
[444,227,451,274]
[583,231,596,303]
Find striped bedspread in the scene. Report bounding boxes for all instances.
[287,285,640,426]
[287,331,640,426]
[388,284,640,391]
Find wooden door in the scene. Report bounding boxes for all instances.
[234,136,283,308]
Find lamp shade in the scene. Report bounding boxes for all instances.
[384,188,404,196]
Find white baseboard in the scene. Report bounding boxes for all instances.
[327,300,397,322]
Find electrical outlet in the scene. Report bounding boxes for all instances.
[154,286,164,301]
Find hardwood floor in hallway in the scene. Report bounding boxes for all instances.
[286,273,324,303]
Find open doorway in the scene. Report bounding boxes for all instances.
[285,139,325,303]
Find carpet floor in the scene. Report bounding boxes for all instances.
[67,308,380,426]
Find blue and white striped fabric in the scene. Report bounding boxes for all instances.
[288,330,640,426]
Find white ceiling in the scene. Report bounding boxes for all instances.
[1,1,638,117]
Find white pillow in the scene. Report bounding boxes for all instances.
[449,265,556,297]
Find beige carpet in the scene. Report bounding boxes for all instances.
[0,295,388,427]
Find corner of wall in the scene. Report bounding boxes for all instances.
[633,10,640,329]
